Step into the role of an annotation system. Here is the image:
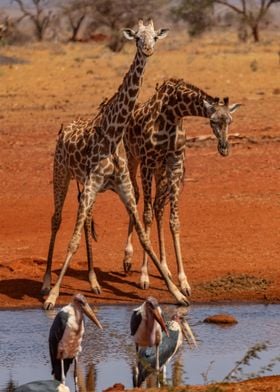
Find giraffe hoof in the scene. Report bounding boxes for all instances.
[139,280,149,290]
[180,284,191,297]
[40,287,51,296]
[43,300,55,310]
[92,286,101,295]
[177,294,190,307]
[124,261,132,273]
[43,292,58,310]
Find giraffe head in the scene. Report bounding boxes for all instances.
[123,19,169,57]
[203,97,241,157]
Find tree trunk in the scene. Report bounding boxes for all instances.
[251,23,260,42]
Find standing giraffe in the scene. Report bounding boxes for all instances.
[122,78,241,294]
[42,21,190,310]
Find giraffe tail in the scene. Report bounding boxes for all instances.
[76,181,98,242]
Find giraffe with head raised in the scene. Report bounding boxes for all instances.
[42,21,190,309]
[122,78,241,295]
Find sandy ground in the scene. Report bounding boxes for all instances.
[0,31,280,391]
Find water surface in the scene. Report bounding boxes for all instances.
[1,304,280,391]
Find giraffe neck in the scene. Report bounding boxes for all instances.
[166,91,211,120]
[97,49,147,144]
[149,80,214,122]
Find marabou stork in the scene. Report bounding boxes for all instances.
[135,312,197,387]
[130,297,169,385]
[49,293,102,390]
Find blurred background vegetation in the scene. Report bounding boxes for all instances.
[0,0,279,50]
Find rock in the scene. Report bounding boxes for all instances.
[203,313,238,325]
[15,380,70,392]
[103,383,125,392]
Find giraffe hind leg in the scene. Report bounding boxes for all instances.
[84,210,101,294]
[115,174,189,306]
[123,157,139,273]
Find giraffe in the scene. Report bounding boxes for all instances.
[42,20,190,310]
[122,78,241,295]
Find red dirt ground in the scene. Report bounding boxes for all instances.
[0,31,280,391]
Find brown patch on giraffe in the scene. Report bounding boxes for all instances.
[128,88,138,98]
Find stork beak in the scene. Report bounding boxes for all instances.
[152,308,169,336]
[181,320,197,348]
[82,303,103,329]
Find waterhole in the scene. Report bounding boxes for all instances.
[1,304,280,391]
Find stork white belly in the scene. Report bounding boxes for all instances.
[58,310,85,358]
[134,320,162,347]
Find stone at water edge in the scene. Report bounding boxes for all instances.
[103,383,126,392]
[203,313,238,324]
[15,380,70,392]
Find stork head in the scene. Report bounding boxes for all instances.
[172,312,197,348]
[73,293,103,329]
[203,97,241,157]
[123,19,169,57]
[145,296,169,336]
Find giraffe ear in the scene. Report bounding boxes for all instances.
[156,28,169,39]
[229,103,242,113]
[203,99,215,115]
[123,28,136,40]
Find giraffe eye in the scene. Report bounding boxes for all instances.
[154,36,158,41]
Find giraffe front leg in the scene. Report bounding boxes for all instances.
[41,213,63,296]
[44,179,99,310]
[84,210,101,294]
[41,169,70,295]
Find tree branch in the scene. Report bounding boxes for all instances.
[214,0,245,15]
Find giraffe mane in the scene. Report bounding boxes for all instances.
[136,78,216,117]
[158,78,216,103]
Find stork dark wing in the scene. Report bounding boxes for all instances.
[130,309,142,336]
[136,324,180,386]
[49,310,69,380]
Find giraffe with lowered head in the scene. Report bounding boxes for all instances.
[42,20,190,310]
[122,78,241,295]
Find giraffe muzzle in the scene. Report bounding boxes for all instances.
[218,141,229,157]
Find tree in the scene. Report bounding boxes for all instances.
[59,0,90,42]
[13,0,53,41]
[171,0,214,37]
[214,0,280,42]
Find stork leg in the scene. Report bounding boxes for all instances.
[155,344,161,387]
[133,343,139,387]
[74,357,78,392]
[155,344,160,372]
[61,359,66,385]
[162,365,167,385]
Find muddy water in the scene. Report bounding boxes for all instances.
[1,304,280,391]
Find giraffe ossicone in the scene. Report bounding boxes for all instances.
[42,21,189,310]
